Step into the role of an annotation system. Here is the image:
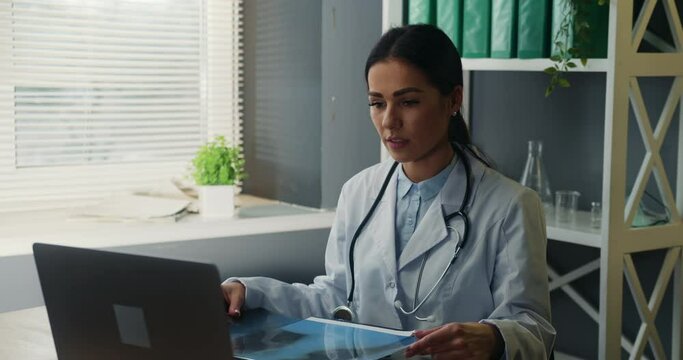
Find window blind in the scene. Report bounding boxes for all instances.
[0,0,243,212]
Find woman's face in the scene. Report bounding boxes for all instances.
[367,59,460,166]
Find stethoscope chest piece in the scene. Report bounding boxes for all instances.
[332,305,354,322]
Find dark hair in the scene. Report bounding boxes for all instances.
[365,24,491,166]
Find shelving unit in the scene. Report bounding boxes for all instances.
[546,210,602,248]
[382,1,683,359]
[462,58,609,72]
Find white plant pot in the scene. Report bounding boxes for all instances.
[199,185,235,218]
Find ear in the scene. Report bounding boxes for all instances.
[449,85,464,113]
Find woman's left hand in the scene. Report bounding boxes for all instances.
[405,322,504,359]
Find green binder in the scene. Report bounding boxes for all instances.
[587,2,608,58]
[517,0,551,58]
[437,0,464,52]
[408,0,436,25]
[462,0,491,58]
[491,0,517,58]
[550,0,608,58]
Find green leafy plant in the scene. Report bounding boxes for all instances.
[192,136,246,186]
[545,0,609,97]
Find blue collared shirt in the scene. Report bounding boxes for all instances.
[395,156,457,254]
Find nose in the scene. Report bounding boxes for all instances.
[381,103,400,130]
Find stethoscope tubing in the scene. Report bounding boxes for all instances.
[341,143,472,320]
[395,223,466,319]
[345,161,399,307]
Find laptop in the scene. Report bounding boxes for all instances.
[33,243,235,360]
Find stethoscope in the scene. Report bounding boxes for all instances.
[332,143,472,322]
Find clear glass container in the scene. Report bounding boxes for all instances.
[555,190,581,223]
[590,201,602,229]
[520,140,553,215]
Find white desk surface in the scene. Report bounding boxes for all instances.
[0,306,56,360]
[0,307,578,360]
[0,307,414,360]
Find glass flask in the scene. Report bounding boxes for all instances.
[520,140,553,215]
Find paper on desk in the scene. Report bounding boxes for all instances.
[133,178,197,200]
[69,195,190,223]
[132,179,199,213]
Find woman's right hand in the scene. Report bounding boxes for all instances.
[221,281,245,318]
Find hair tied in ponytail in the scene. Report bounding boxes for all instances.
[448,111,471,146]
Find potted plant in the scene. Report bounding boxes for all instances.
[192,135,246,217]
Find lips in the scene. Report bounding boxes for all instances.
[386,136,408,150]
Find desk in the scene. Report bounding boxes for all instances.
[0,307,415,360]
[0,306,55,360]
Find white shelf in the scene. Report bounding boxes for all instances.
[546,210,602,248]
[462,58,608,72]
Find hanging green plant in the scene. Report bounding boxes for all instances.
[545,0,609,97]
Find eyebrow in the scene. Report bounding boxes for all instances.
[368,87,424,98]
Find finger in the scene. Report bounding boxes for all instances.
[407,325,470,358]
[222,283,244,317]
[228,292,243,317]
[405,346,430,358]
[410,334,468,357]
[408,328,449,354]
[221,283,234,303]
[406,336,434,358]
[413,325,444,339]
[423,336,469,354]
[416,324,464,348]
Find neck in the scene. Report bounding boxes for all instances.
[402,142,455,183]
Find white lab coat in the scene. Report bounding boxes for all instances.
[232,153,556,359]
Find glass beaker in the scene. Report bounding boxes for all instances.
[590,202,602,229]
[520,140,553,215]
[555,190,581,223]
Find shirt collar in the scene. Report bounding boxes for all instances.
[396,154,457,200]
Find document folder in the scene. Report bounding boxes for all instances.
[491,0,517,58]
[517,0,551,58]
[462,0,492,58]
[437,0,464,51]
[408,0,436,25]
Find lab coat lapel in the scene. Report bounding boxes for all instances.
[368,163,399,285]
[397,153,485,271]
[397,196,448,270]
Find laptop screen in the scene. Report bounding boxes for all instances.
[33,243,234,360]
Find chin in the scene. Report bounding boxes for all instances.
[383,142,420,163]
[386,151,413,163]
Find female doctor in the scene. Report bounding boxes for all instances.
[223,24,556,359]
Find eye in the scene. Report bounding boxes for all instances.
[401,99,419,107]
[368,101,385,109]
